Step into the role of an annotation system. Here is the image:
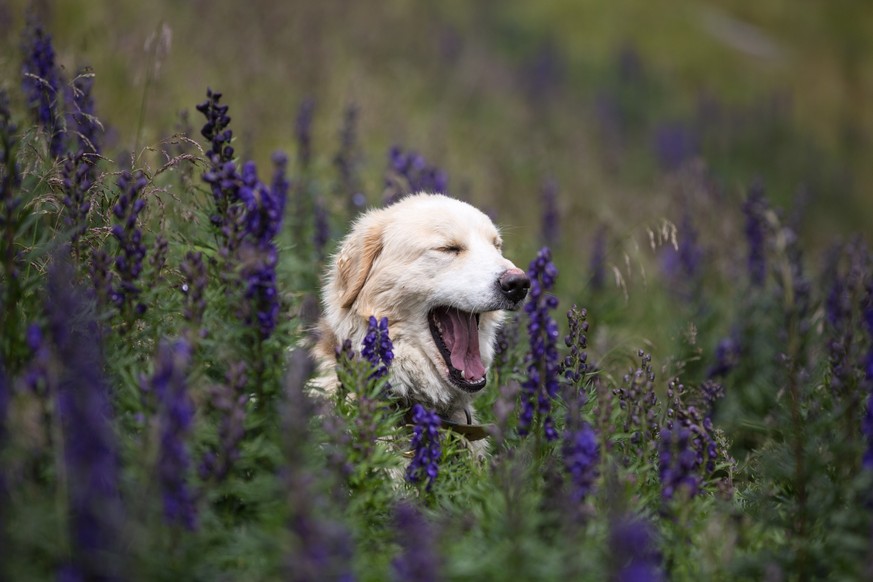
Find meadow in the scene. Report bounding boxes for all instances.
[1,1,873,580]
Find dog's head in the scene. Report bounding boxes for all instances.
[320,193,529,413]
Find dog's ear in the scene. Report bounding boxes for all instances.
[336,221,384,309]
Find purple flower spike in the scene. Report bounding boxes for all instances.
[384,146,449,205]
[47,259,125,579]
[518,247,561,440]
[22,20,65,158]
[658,426,700,501]
[152,339,197,530]
[361,316,394,381]
[111,170,149,316]
[609,516,663,582]
[562,423,600,504]
[391,502,442,582]
[742,180,769,287]
[406,404,442,491]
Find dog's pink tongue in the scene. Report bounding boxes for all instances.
[445,309,485,382]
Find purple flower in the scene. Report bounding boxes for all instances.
[60,152,94,254]
[406,404,442,491]
[67,68,101,155]
[89,248,114,309]
[614,350,659,454]
[660,212,703,288]
[707,333,740,379]
[384,146,448,205]
[391,502,442,582]
[540,177,559,247]
[236,154,287,339]
[152,339,197,530]
[652,121,697,171]
[742,180,769,287]
[333,103,365,214]
[518,247,561,440]
[111,170,149,316]
[196,88,234,164]
[609,516,663,582]
[295,98,315,172]
[361,316,394,381]
[197,89,237,229]
[313,196,331,260]
[562,305,590,386]
[21,322,51,393]
[658,425,700,501]
[21,20,65,158]
[47,259,125,578]
[562,423,599,504]
[589,226,607,291]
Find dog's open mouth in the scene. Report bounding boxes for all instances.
[428,306,487,393]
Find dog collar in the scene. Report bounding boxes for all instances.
[403,406,493,442]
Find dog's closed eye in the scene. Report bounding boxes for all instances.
[436,244,463,255]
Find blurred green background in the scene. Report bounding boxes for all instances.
[2,0,871,233]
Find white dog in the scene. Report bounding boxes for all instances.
[314,193,529,430]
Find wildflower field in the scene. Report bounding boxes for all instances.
[2,1,873,580]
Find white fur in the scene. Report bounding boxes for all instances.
[314,193,525,424]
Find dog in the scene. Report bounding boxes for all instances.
[313,193,530,432]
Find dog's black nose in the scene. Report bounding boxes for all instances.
[499,268,530,303]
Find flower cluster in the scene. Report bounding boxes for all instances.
[295,97,315,172]
[561,423,600,504]
[89,248,113,308]
[60,152,94,253]
[151,339,197,530]
[652,120,697,171]
[237,155,288,339]
[589,225,607,291]
[660,211,703,294]
[361,316,394,381]
[333,103,366,212]
[61,69,101,257]
[613,350,660,454]
[658,425,700,501]
[706,333,741,379]
[47,260,125,578]
[313,196,331,260]
[562,305,590,386]
[742,180,769,287]
[405,404,442,491]
[21,21,64,158]
[111,170,149,316]
[197,89,237,228]
[518,247,560,440]
[197,91,288,339]
[665,379,720,476]
[67,69,101,154]
[391,502,442,582]
[609,516,663,582]
[384,146,448,205]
